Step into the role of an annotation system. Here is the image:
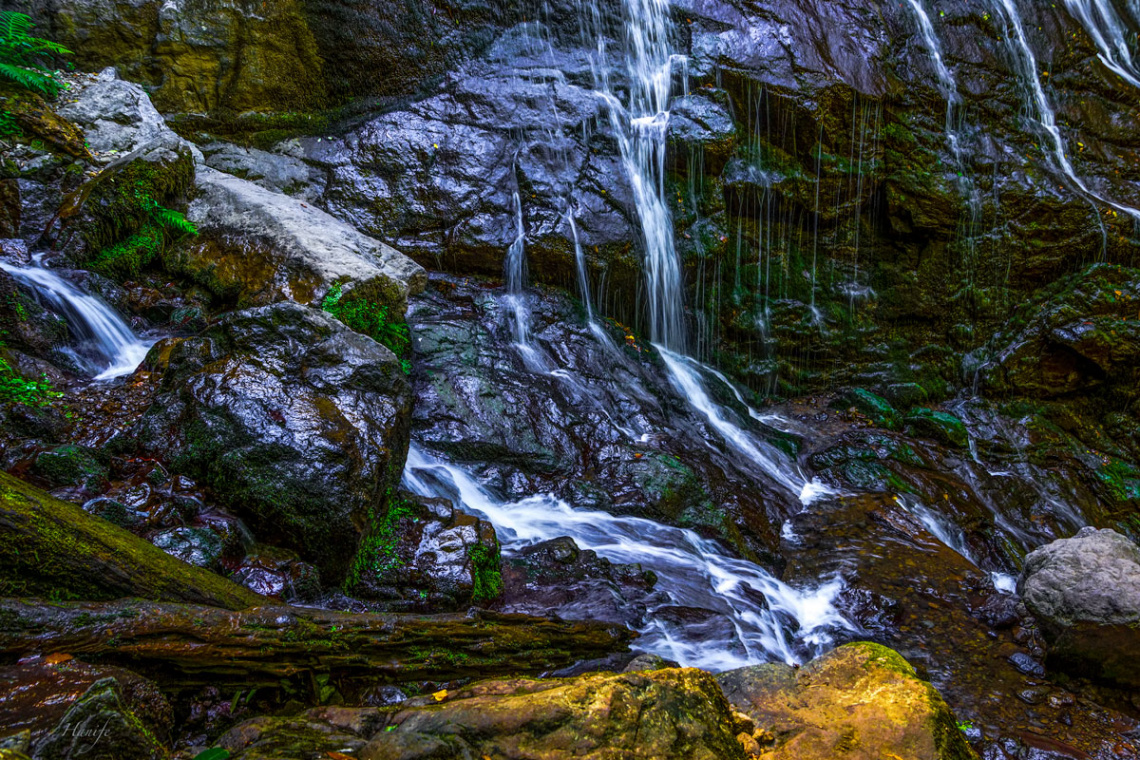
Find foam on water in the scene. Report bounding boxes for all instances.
[404,444,855,670]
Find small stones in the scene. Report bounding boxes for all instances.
[1007,652,1046,677]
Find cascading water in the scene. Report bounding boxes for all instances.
[657,346,835,505]
[504,188,530,346]
[403,444,854,670]
[1065,0,1140,89]
[992,0,1140,222]
[587,0,687,351]
[1,259,152,381]
[903,0,962,158]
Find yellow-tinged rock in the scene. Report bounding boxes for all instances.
[716,642,978,760]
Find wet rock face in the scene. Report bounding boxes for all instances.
[134,301,413,582]
[717,642,975,760]
[409,274,796,559]
[0,658,170,749]
[348,493,501,611]
[301,26,641,314]
[40,0,326,114]
[500,536,660,627]
[1019,527,1140,688]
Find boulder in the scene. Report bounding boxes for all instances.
[904,408,969,449]
[359,668,750,760]
[0,658,170,749]
[134,302,413,581]
[1019,527,1140,687]
[500,536,660,627]
[348,493,502,610]
[716,642,977,760]
[55,68,188,157]
[200,141,324,201]
[168,166,425,312]
[31,678,167,760]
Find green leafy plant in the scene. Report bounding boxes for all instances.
[0,344,62,406]
[0,12,70,97]
[321,282,411,373]
[89,189,197,278]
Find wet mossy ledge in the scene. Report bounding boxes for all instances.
[0,470,263,609]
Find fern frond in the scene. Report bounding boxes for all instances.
[0,62,58,97]
[151,206,198,236]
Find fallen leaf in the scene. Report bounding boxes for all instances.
[432,689,448,702]
[44,653,73,665]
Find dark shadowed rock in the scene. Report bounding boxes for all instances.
[134,302,413,581]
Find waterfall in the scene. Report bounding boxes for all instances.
[992,0,1140,221]
[404,444,854,670]
[1065,0,1140,89]
[903,0,963,159]
[657,346,835,505]
[587,0,687,351]
[566,212,595,321]
[1,260,152,381]
[504,188,530,346]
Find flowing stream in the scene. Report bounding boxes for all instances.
[1,259,152,380]
[403,444,853,670]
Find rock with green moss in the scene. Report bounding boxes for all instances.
[348,492,501,610]
[0,470,264,608]
[32,678,166,760]
[832,388,899,428]
[29,444,108,490]
[134,301,413,582]
[905,408,969,449]
[716,642,977,760]
[46,1,326,115]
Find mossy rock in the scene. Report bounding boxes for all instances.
[832,388,900,428]
[30,444,108,490]
[905,408,969,449]
[68,139,195,279]
[0,470,264,608]
[717,642,978,760]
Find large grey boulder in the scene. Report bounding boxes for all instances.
[1019,527,1140,687]
[134,302,414,582]
[168,167,426,314]
[55,67,192,158]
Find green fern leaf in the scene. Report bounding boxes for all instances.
[0,62,58,97]
[151,206,198,236]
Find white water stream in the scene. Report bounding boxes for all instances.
[1,259,152,380]
[1065,0,1140,89]
[404,444,854,670]
[992,0,1140,222]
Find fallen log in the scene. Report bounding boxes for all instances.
[0,471,264,610]
[0,598,635,693]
